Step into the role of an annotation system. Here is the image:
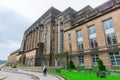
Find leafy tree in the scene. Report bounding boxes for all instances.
[98,59,106,71]
[68,60,75,69]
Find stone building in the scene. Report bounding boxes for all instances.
[62,0,120,69]
[7,49,20,65]
[9,0,120,69]
[20,7,61,66]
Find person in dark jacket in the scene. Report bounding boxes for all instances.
[42,65,47,76]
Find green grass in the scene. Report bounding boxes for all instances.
[50,71,120,80]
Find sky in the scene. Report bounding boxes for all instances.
[0,0,108,60]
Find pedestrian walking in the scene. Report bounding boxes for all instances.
[43,65,47,76]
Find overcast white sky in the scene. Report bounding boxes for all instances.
[0,0,108,60]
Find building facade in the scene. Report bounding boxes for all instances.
[62,0,120,69]
[9,0,120,69]
[7,49,20,65]
[20,7,61,66]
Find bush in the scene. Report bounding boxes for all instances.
[98,59,106,71]
[68,60,75,69]
[17,63,24,67]
[12,64,17,68]
[97,59,106,78]
[20,54,26,65]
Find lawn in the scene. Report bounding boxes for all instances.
[50,71,120,80]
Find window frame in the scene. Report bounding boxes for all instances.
[110,52,120,66]
[92,54,99,66]
[103,18,117,45]
[78,56,84,66]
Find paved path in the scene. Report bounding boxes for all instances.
[1,68,65,80]
[0,71,33,80]
[18,69,65,80]
[0,74,6,80]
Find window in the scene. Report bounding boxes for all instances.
[69,43,72,52]
[103,19,117,45]
[92,54,99,66]
[110,52,120,66]
[78,56,84,66]
[78,41,83,51]
[103,19,113,30]
[90,37,98,48]
[77,30,84,51]
[88,26,96,34]
[77,30,82,38]
[68,34,72,40]
[106,33,117,45]
[88,25,98,48]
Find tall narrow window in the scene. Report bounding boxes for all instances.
[110,52,120,66]
[78,56,84,66]
[103,19,117,45]
[92,54,99,66]
[68,34,72,40]
[69,43,72,52]
[88,25,98,48]
[77,30,84,51]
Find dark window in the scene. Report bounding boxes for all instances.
[69,43,72,52]
[110,52,120,66]
[78,56,84,66]
[68,34,72,40]
[106,33,117,45]
[90,38,98,48]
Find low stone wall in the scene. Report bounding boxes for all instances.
[19,67,43,72]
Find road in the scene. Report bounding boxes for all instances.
[0,68,65,80]
[0,71,34,80]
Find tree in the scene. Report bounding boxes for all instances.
[20,54,26,65]
[98,59,106,71]
[68,60,75,69]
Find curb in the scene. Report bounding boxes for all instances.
[0,75,6,80]
[19,70,66,80]
[23,70,66,80]
[48,73,67,80]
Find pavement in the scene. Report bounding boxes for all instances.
[1,68,65,80]
[0,74,6,80]
[18,69,65,80]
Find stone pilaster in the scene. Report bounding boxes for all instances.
[28,34,30,51]
[84,55,92,68]
[95,18,106,47]
[82,25,90,50]
[112,10,120,44]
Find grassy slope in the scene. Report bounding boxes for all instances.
[51,71,120,80]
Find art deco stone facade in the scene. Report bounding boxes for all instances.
[8,0,120,69]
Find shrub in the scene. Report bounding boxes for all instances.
[12,64,17,68]
[98,59,106,71]
[17,63,24,67]
[20,54,26,65]
[68,60,75,69]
